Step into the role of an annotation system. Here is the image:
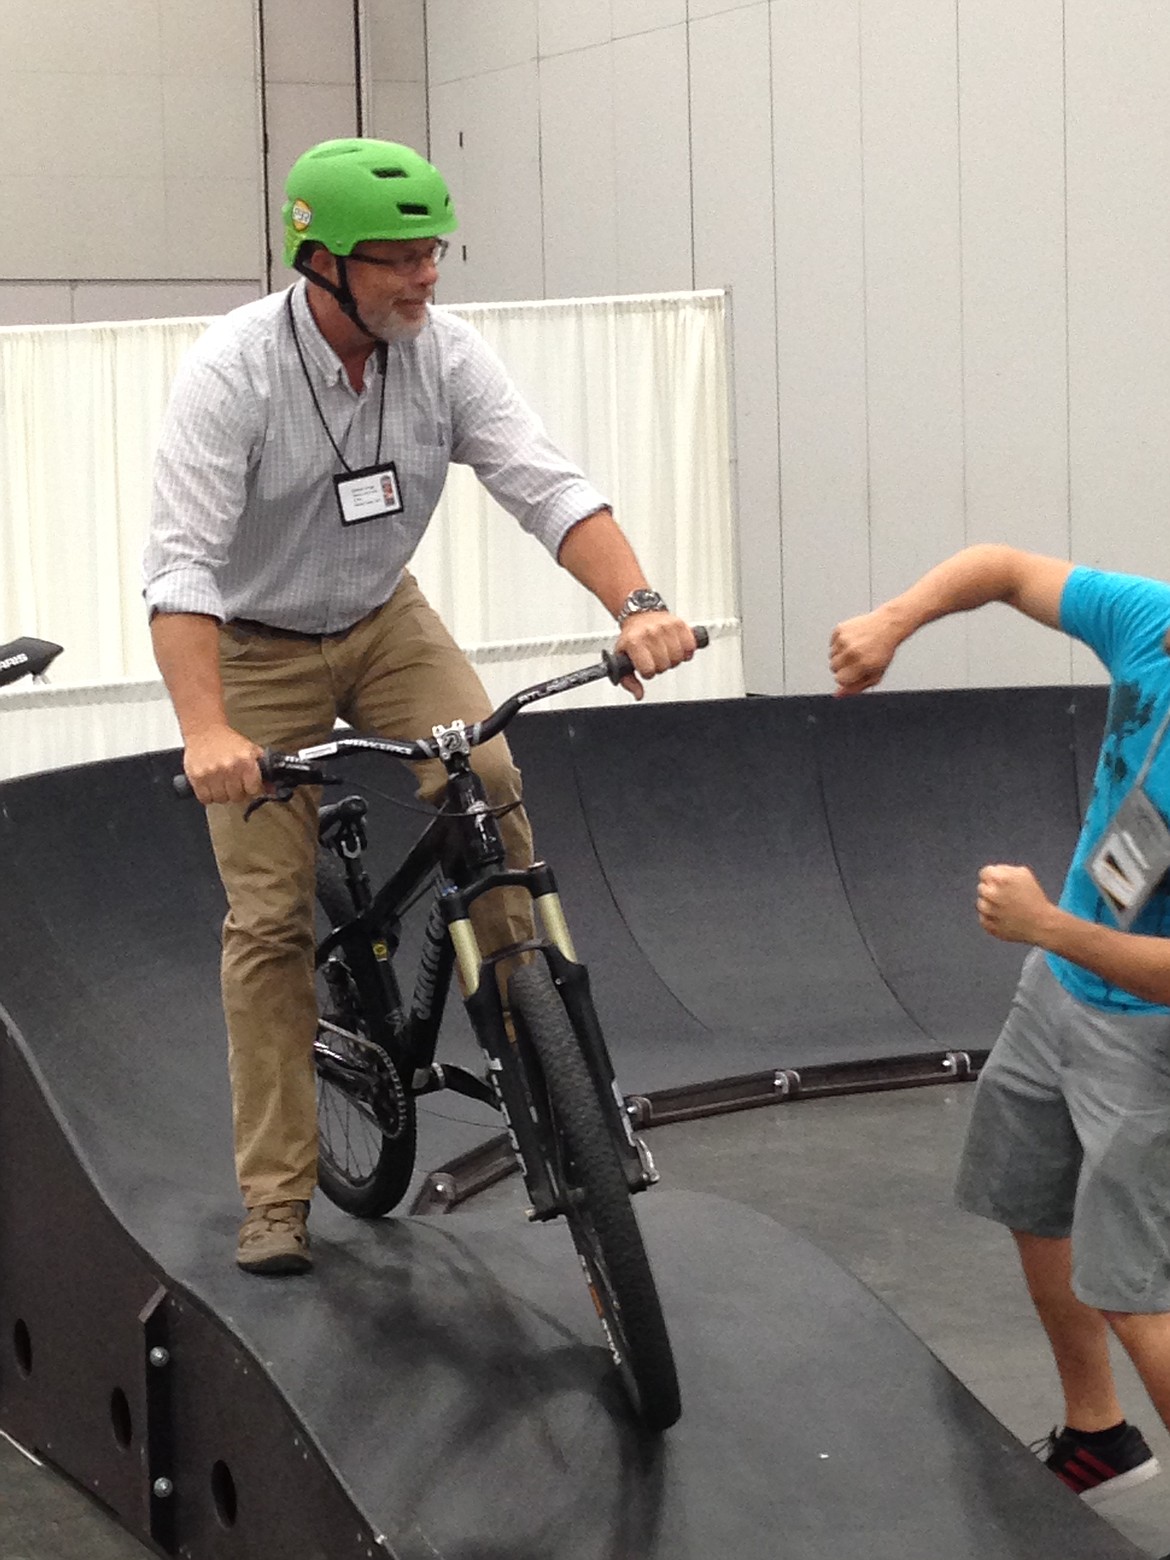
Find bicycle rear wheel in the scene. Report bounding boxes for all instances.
[315,851,417,1217]
[508,962,681,1431]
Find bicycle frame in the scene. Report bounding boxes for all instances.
[316,759,655,1219]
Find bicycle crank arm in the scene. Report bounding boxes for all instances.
[411,1061,496,1109]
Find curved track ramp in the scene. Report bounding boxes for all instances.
[0,689,1134,1560]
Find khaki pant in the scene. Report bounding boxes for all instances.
[206,573,534,1208]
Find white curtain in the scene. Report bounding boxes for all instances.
[0,318,206,683]
[0,290,741,780]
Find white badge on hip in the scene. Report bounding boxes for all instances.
[1087,784,1170,929]
[333,462,403,526]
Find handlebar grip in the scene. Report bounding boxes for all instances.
[173,749,277,801]
[604,623,710,685]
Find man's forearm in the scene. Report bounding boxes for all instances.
[556,509,648,618]
[881,545,1027,642]
[150,612,229,740]
[1032,906,1170,1008]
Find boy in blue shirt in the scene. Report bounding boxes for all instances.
[832,546,1170,1532]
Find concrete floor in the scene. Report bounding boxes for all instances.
[4,1082,1169,1557]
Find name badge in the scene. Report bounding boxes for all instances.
[1087,784,1170,929]
[333,462,403,526]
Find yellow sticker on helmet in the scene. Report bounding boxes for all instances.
[291,199,312,231]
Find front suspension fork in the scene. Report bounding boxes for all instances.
[447,880,656,1210]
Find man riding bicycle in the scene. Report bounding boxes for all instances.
[144,137,695,1277]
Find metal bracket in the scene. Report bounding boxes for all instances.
[431,719,470,760]
[140,1285,176,1554]
[625,1094,652,1128]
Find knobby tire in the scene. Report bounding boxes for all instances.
[508,962,681,1431]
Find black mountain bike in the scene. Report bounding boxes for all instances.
[181,632,706,1432]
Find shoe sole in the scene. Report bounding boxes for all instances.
[1081,1456,1161,1507]
[237,1252,312,1276]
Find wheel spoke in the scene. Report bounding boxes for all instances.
[312,884,416,1218]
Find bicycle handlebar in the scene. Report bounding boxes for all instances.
[173,625,709,800]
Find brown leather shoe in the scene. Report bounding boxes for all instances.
[236,1201,312,1276]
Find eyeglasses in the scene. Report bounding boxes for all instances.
[346,239,450,276]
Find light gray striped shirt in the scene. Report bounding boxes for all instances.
[144,281,608,632]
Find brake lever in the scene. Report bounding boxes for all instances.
[243,771,341,821]
[244,786,293,820]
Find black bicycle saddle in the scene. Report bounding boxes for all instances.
[0,637,64,688]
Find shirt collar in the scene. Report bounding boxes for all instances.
[289,278,379,391]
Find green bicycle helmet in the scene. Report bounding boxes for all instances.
[283,138,457,269]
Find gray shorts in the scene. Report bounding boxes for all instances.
[956,948,1170,1312]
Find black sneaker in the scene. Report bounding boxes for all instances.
[1033,1424,1160,1505]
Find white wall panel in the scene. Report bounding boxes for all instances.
[165,179,264,279]
[613,0,685,37]
[690,4,779,690]
[613,26,692,293]
[0,74,164,181]
[427,0,538,84]
[0,286,72,326]
[163,78,259,182]
[0,0,160,73]
[958,0,1071,687]
[161,0,256,77]
[771,0,869,696]
[1066,0,1170,586]
[264,0,355,82]
[538,0,610,56]
[860,0,965,690]
[71,282,260,321]
[370,78,428,149]
[0,177,169,280]
[428,67,543,303]
[264,81,359,287]
[540,47,619,299]
[367,0,427,83]
[687,0,756,18]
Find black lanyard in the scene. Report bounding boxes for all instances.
[285,291,387,472]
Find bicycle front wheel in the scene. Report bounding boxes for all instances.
[315,851,417,1217]
[508,962,681,1431]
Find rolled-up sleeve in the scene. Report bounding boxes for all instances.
[447,319,609,558]
[143,340,260,620]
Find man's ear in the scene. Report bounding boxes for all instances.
[303,244,338,285]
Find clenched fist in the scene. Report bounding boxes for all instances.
[976,864,1055,945]
[829,607,902,697]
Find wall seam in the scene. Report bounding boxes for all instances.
[768,0,785,691]
[1061,0,1074,683]
[423,0,432,155]
[857,0,874,610]
[256,0,273,293]
[954,0,970,683]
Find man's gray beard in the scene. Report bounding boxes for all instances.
[369,306,429,345]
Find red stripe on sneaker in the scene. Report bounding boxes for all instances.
[1056,1464,1093,1493]
[1070,1448,1117,1481]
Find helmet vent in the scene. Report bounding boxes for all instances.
[397,203,429,215]
[373,167,408,178]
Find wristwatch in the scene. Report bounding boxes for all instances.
[617,588,669,624]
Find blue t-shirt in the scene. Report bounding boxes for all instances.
[1050,566,1170,1012]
